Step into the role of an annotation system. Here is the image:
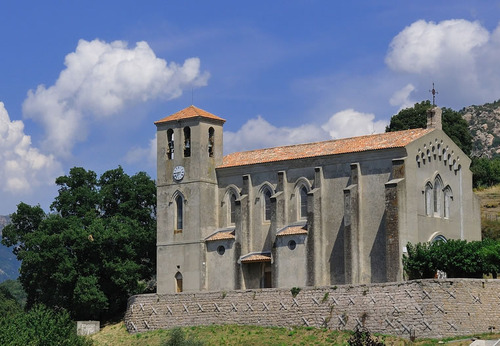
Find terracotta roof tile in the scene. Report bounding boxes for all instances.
[205,229,235,242]
[219,128,433,168]
[155,105,226,124]
[240,252,271,263]
[276,225,308,237]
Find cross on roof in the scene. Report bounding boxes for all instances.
[429,83,438,106]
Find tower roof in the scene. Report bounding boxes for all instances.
[154,105,226,125]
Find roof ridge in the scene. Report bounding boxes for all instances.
[219,127,433,169]
[154,105,226,124]
[226,127,431,155]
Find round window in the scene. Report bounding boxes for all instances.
[217,245,225,255]
[288,240,297,250]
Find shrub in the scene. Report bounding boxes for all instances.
[290,287,301,297]
[403,239,500,279]
[347,328,385,346]
[0,304,92,346]
[162,328,204,346]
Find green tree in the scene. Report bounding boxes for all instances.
[386,100,472,156]
[0,284,23,317]
[470,157,500,188]
[432,240,483,278]
[2,167,156,321]
[403,239,499,280]
[386,100,430,132]
[0,279,27,308]
[479,239,500,278]
[402,242,437,280]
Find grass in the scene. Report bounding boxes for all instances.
[89,322,500,345]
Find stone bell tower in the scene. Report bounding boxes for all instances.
[155,105,225,294]
[426,106,442,130]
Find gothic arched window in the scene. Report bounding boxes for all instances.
[175,272,183,292]
[208,127,214,157]
[183,127,191,157]
[444,186,453,219]
[175,194,183,231]
[434,176,443,217]
[299,186,308,219]
[167,129,174,160]
[230,193,237,224]
[425,182,433,216]
[263,188,272,222]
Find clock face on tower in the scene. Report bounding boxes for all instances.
[173,166,185,181]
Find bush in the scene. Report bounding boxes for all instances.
[402,242,437,280]
[347,328,385,346]
[403,239,500,279]
[162,328,204,346]
[0,304,92,346]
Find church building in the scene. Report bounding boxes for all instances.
[155,105,481,294]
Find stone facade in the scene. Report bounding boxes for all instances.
[155,105,481,294]
[125,279,500,339]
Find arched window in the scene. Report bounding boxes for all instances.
[208,127,214,157]
[425,182,433,216]
[175,272,183,293]
[444,186,453,218]
[434,176,443,217]
[263,188,272,222]
[183,127,191,157]
[230,193,237,224]
[432,235,447,243]
[175,195,183,231]
[167,129,174,160]
[299,186,308,219]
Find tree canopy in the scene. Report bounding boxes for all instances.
[386,100,472,156]
[403,239,499,280]
[1,166,156,321]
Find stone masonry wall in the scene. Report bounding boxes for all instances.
[124,279,500,339]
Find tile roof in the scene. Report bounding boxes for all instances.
[219,128,433,168]
[240,252,271,263]
[154,105,226,124]
[276,224,308,237]
[205,228,236,242]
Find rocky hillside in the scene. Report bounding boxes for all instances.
[461,99,500,157]
[0,215,10,233]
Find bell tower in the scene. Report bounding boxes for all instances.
[155,105,225,294]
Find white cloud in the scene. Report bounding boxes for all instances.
[223,116,330,154]
[0,102,62,194]
[224,110,388,154]
[390,84,416,110]
[23,39,209,157]
[321,109,388,139]
[385,19,500,106]
[386,19,489,74]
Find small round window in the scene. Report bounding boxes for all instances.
[217,245,225,255]
[288,240,297,250]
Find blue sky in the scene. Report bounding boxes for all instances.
[1,1,500,214]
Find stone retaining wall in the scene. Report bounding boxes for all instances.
[124,279,500,339]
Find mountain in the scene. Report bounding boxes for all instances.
[460,99,500,158]
[0,215,20,283]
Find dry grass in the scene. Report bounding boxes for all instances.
[476,184,500,216]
